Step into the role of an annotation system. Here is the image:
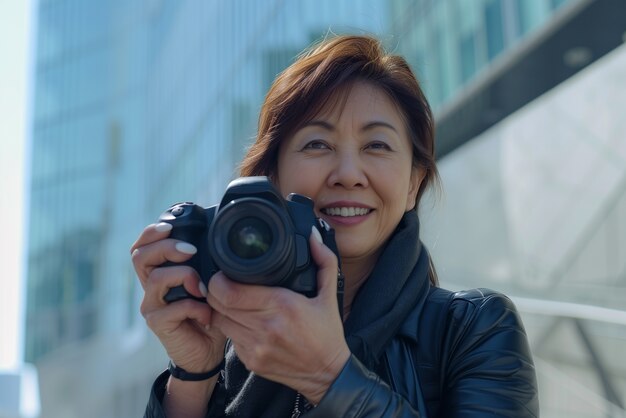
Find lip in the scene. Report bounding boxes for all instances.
[318,201,374,226]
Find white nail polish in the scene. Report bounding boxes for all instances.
[155,222,173,232]
[311,226,323,244]
[198,281,208,297]
[175,242,197,255]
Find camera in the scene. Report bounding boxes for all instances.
[159,176,339,303]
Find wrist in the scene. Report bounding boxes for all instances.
[169,358,225,381]
[302,348,351,405]
[164,374,218,418]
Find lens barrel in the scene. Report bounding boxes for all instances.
[209,197,295,285]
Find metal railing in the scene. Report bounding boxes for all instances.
[512,295,626,418]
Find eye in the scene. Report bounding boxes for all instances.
[303,140,331,150]
[365,141,392,151]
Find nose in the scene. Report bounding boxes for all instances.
[327,149,368,189]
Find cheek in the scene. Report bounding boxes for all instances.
[276,155,296,195]
[277,160,318,197]
[376,168,415,211]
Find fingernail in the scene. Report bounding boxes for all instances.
[198,281,208,297]
[155,222,172,232]
[311,226,323,244]
[175,242,197,255]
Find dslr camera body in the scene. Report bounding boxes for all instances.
[159,176,339,303]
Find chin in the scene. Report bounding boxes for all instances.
[335,238,374,260]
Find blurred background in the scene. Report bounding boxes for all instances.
[1,0,625,416]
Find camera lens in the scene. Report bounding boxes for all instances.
[209,197,294,285]
[227,217,272,259]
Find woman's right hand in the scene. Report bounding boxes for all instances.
[131,222,227,374]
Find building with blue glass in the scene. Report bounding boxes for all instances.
[25,0,626,416]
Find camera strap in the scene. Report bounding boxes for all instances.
[316,219,345,321]
[336,268,345,322]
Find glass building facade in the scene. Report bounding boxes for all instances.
[25,0,625,416]
[27,1,149,362]
[390,0,576,111]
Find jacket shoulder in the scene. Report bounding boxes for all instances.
[449,287,515,308]
[426,286,514,307]
[413,287,539,417]
[419,287,521,328]
[445,288,524,336]
[444,288,539,416]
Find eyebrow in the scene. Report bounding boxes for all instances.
[303,120,399,134]
[362,121,399,134]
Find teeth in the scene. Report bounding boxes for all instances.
[323,207,370,217]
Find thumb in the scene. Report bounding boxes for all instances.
[309,226,340,303]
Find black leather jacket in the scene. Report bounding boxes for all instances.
[145,286,538,417]
[306,287,539,417]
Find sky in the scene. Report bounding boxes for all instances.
[0,0,33,370]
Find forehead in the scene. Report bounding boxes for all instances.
[294,82,409,141]
[312,81,401,121]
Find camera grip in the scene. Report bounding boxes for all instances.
[159,258,204,303]
[157,203,208,304]
[164,284,205,303]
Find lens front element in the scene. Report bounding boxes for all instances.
[227,217,272,259]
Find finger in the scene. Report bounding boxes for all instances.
[211,310,294,376]
[130,222,173,254]
[131,238,198,286]
[142,265,205,312]
[207,272,298,312]
[210,309,255,341]
[309,227,339,302]
[143,298,213,333]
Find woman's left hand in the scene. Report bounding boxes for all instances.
[207,228,350,404]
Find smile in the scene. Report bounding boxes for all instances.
[322,207,371,217]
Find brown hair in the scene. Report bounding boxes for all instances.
[240,34,439,204]
[239,34,440,285]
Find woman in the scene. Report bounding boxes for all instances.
[132,35,539,417]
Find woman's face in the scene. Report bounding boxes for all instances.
[276,81,422,263]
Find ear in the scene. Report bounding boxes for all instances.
[405,167,425,211]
